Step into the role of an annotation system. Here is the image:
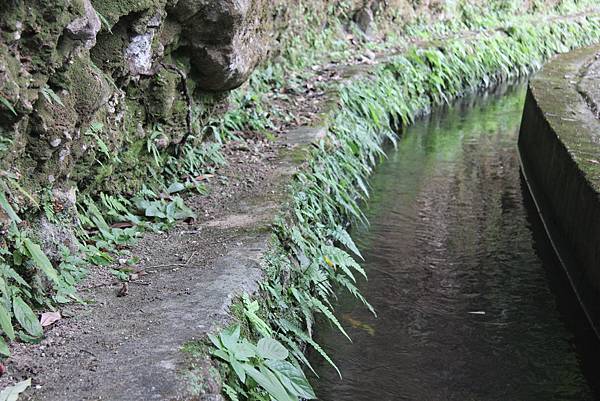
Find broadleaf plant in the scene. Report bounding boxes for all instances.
[209,325,316,401]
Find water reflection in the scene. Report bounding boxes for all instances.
[310,84,598,401]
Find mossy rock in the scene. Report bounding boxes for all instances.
[58,57,112,118]
[91,0,167,29]
[90,27,129,78]
[146,68,180,119]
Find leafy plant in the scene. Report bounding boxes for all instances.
[85,122,121,165]
[210,325,316,401]
[0,95,17,116]
[131,191,196,225]
[0,222,80,354]
[40,86,64,107]
[0,378,31,401]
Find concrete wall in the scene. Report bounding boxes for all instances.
[519,44,600,332]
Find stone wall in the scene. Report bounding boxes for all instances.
[0,0,587,243]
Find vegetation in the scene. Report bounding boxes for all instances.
[210,14,600,401]
[0,0,598,394]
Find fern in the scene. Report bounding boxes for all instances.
[308,293,351,342]
[323,245,367,280]
[289,287,314,338]
[337,275,377,317]
[277,318,341,379]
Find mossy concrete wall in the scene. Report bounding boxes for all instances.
[519,44,600,332]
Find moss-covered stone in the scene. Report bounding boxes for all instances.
[91,0,166,29]
[146,68,179,119]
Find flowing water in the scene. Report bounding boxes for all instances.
[310,83,600,401]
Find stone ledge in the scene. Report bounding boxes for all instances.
[518,44,600,335]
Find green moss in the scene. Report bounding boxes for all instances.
[90,29,129,77]
[91,0,166,28]
[60,58,111,117]
[156,17,182,54]
[147,69,180,119]
[181,340,209,357]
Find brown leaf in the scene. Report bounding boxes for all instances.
[117,282,129,297]
[110,221,134,228]
[193,174,214,182]
[40,311,61,327]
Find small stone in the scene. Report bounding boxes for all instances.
[65,0,101,49]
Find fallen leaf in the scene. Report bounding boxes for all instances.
[194,174,214,181]
[117,283,129,297]
[40,311,61,327]
[110,221,134,228]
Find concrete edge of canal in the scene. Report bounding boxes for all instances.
[518,44,600,336]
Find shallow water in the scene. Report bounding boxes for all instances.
[310,84,600,401]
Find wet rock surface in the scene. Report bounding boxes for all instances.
[578,52,600,118]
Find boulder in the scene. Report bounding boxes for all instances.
[170,0,268,91]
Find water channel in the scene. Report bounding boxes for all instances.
[310,83,600,401]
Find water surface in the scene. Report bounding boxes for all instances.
[310,84,599,401]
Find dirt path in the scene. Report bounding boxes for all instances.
[0,133,318,400]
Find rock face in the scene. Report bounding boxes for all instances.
[170,0,268,91]
[0,0,574,250]
[0,0,269,201]
[65,0,102,50]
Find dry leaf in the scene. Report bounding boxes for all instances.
[110,221,134,228]
[117,282,129,297]
[40,311,61,327]
[194,174,214,181]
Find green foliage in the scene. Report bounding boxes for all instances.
[209,325,316,401]
[0,378,31,401]
[212,13,600,401]
[0,222,83,354]
[0,189,21,224]
[40,86,64,107]
[0,95,17,116]
[131,193,196,224]
[85,122,121,165]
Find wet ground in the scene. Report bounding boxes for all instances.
[310,84,600,401]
